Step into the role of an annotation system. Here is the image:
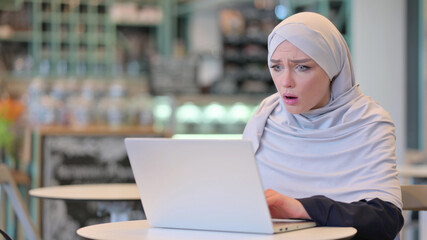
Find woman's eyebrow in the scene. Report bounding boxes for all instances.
[289,58,312,64]
[270,59,281,64]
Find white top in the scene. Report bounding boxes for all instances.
[29,183,140,201]
[77,220,357,240]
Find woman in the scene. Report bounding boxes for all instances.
[243,12,403,239]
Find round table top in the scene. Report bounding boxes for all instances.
[29,183,140,201]
[77,220,357,240]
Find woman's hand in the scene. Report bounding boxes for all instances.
[264,189,311,220]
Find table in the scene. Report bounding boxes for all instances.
[398,164,427,240]
[77,220,357,240]
[29,183,140,222]
[398,164,427,179]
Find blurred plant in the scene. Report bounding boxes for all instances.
[0,96,24,163]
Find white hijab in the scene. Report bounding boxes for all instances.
[243,12,402,208]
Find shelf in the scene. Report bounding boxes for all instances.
[114,22,158,27]
[173,93,268,105]
[223,35,268,45]
[25,0,109,5]
[0,72,33,81]
[29,0,117,76]
[0,31,32,42]
[35,125,163,136]
[1,0,171,78]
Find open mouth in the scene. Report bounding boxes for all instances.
[283,94,298,105]
[284,93,298,99]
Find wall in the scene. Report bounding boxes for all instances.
[352,0,407,165]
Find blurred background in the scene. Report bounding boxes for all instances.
[0,0,425,239]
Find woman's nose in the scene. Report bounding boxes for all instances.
[281,71,295,88]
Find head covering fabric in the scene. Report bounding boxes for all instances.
[268,12,354,101]
[243,12,402,208]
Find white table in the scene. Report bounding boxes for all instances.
[77,220,357,240]
[398,165,427,240]
[29,183,140,222]
[398,164,427,179]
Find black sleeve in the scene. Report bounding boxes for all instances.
[297,195,403,240]
[0,229,13,240]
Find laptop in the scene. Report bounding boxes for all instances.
[125,138,316,234]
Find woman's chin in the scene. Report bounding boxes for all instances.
[284,105,305,115]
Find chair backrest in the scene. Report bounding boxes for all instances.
[401,185,427,211]
[0,164,41,240]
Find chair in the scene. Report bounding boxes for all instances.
[401,185,427,211]
[0,164,40,240]
[400,185,427,240]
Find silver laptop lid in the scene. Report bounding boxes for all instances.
[125,138,274,234]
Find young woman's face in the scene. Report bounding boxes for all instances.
[270,41,331,114]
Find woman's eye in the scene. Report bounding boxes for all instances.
[270,65,283,72]
[296,65,310,71]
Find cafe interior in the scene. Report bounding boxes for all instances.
[0,0,426,239]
